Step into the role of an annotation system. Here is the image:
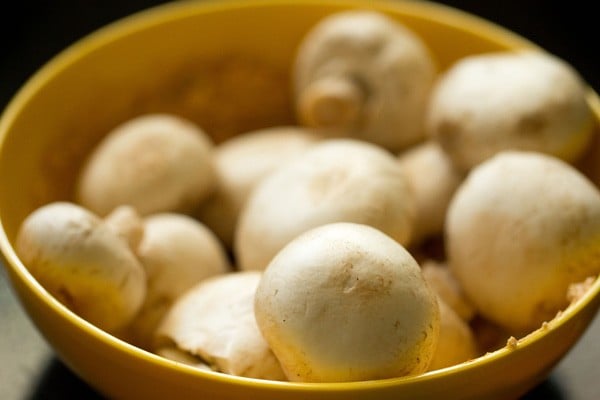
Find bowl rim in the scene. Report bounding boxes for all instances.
[1,0,600,392]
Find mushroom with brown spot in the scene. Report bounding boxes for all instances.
[15,202,147,334]
[254,222,440,382]
[446,150,600,335]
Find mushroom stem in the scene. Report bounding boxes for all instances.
[298,76,364,129]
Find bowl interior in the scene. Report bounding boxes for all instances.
[1,1,600,399]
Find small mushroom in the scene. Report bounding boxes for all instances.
[15,202,146,333]
[254,222,440,382]
[427,299,478,371]
[103,205,145,253]
[421,260,476,322]
[196,126,321,248]
[426,50,595,172]
[397,141,464,245]
[446,151,600,335]
[125,213,231,350]
[235,138,415,271]
[155,271,286,381]
[76,113,217,216]
[294,10,437,151]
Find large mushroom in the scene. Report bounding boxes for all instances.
[254,222,440,382]
[446,151,600,335]
[426,50,595,172]
[294,10,437,151]
[235,138,415,271]
[15,202,146,333]
[76,113,217,216]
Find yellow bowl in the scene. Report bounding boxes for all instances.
[1,1,600,399]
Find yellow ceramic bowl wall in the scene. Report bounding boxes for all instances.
[1,1,600,399]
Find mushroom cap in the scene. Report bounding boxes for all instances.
[427,50,595,171]
[155,271,286,381]
[15,202,146,333]
[254,222,440,382]
[397,141,464,245]
[447,151,600,334]
[126,213,230,349]
[76,113,217,216]
[196,126,322,248]
[294,10,437,151]
[235,138,415,271]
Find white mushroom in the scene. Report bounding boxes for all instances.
[427,50,595,172]
[155,271,286,381]
[76,113,217,216]
[15,202,146,333]
[397,141,464,245]
[196,126,322,248]
[254,222,440,382]
[427,299,478,371]
[294,10,437,151]
[125,213,231,350]
[421,260,476,322]
[235,138,415,271]
[446,151,600,335]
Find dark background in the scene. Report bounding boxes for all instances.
[0,0,598,111]
[1,1,599,399]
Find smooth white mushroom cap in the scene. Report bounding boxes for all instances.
[155,271,286,381]
[15,202,146,333]
[126,213,230,349]
[397,141,463,245]
[196,126,321,248]
[254,222,440,382]
[76,113,217,216]
[294,10,437,151]
[427,50,595,171]
[447,151,600,334]
[235,138,415,271]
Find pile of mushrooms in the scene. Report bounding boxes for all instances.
[14,9,600,383]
